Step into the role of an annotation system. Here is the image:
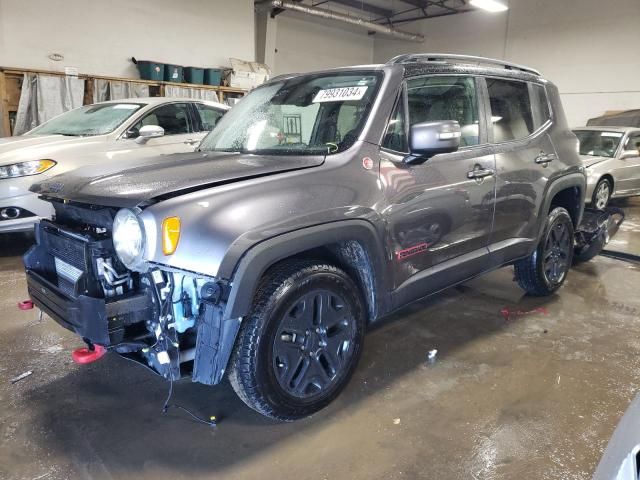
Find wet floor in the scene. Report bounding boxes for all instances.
[607,197,640,255]
[1,201,639,480]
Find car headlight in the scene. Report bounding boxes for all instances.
[113,208,147,271]
[0,159,56,179]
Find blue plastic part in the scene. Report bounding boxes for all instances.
[171,273,203,333]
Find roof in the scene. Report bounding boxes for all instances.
[268,54,545,85]
[387,53,541,76]
[95,97,229,109]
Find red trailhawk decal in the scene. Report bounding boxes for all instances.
[396,243,430,261]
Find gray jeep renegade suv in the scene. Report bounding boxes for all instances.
[24,54,585,421]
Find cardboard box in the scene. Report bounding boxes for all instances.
[229,58,271,90]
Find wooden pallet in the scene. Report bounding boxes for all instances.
[0,66,247,137]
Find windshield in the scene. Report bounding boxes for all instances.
[574,130,623,158]
[28,103,143,136]
[199,71,382,156]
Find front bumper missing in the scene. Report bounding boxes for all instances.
[26,269,153,346]
[23,221,155,348]
[23,220,240,386]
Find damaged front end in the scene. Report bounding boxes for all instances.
[24,201,240,385]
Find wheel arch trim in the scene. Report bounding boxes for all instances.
[534,172,586,245]
[223,220,391,321]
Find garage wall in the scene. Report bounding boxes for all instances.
[271,13,374,76]
[0,0,255,78]
[373,0,640,127]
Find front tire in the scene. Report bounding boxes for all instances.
[592,178,611,210]
[514,207,574,296]
[228,260,366,421]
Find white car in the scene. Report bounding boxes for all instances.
[0,97,229,232]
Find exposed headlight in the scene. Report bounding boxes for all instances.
[0,159,56,179]
[113,208,146,271]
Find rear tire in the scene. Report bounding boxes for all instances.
[592,178,611,210]
[514,207,574,296]
[228,260,366,421]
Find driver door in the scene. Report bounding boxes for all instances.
[123,102,199,155]
[379,75,496,306]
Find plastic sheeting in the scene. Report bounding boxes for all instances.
[165,85,219,103]
[14,74,85,135]
[92,79,149,103]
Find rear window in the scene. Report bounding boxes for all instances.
[573,130,623,158]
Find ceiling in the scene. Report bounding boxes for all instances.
[271,0,473,25]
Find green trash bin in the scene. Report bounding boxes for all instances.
[134,59,165,81]
[184,67,204,84]
[164,64,183,83]
[203,68,223,86]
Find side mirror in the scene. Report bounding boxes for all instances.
[620,150,639,160]
[406,120,461,163]
[135,125,165,144]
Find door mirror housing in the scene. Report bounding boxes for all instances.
[405,120,461,163]
[620,150,639,160]
[135,125,165,144]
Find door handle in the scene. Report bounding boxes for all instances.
[183,139,200,145]
[535,152,556,164]
[467,167,495,179]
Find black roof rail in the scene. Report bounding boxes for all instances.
[386,53,541,76]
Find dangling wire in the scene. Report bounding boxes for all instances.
[161,338,217,427]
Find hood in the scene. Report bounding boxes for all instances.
[0,134,107,164]
[31,151,325,208]
[579,154,610,168]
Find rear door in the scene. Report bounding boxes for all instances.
[486,78,558,264]
[379,75,496,301]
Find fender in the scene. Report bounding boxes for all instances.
[222,219,391,322]
[533,171,586,247]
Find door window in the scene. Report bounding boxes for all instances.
[625,133,640,155]
[382,94,408,153]
[130,103,192,136]
[406,76,480,147]
[195,104,225,132]
[487,78,535,142]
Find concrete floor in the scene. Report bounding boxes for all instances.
[1,199,640,480]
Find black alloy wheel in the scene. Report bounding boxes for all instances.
[272,289,357,399]
[228,260,366,421]
[542,219,572,285]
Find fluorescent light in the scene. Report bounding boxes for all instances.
[470,0,508,12]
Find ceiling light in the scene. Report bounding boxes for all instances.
[470,0,508,12]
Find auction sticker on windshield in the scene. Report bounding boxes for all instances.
[313,86,368,103]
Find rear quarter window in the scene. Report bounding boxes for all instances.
[531,83,552,129]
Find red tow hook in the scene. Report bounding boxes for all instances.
[17,300,34,310]
[72,345,107,364]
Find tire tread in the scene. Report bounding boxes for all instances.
[514,207,574,297]
[228,259,361,421]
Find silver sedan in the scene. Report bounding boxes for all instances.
[0,97,228,232]
[574,126,640,209]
